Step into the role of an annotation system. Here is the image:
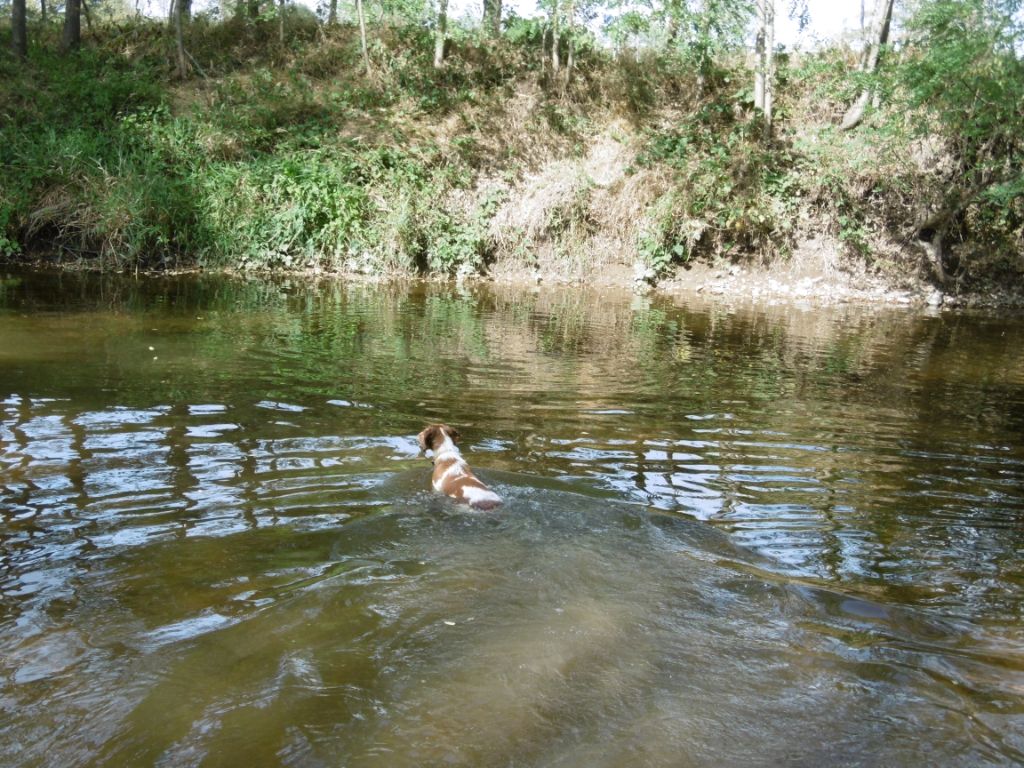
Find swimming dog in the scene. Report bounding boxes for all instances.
[417,424,502,510]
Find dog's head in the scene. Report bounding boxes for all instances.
[417,423,461,454]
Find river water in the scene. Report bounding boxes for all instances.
[1,271,1023,766]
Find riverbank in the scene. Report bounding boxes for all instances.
[657,246,1024,310]
[15,238,1024,311]
[501,260,1024,310]
[2,19,1021,301]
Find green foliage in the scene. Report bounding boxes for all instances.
[0,48,196,266]
[637,95,798,266]
[835,212,870,257]
[427,189,506,274]
[199,152,370,270]
[909,3,1022,150]
[604,10,650,49]
[504,14,547,47]
[638,195,691,275]
[374,187,505,275]
[663,0,753,73]
[1,5,1021,288]
[0,210,20,258]
[892,0,1024,274]
[900,0,1024,152]
[0,28,505,274]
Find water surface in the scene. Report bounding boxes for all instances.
[2,271,1024,766]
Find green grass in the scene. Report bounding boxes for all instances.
[0,23,519,273]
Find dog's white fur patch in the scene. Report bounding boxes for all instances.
[440,459,466,479]
[434,460,467,490]
[461,484,502,506]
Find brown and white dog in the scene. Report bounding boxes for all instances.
[417,424,502,510]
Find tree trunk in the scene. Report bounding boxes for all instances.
[356,0,369,73]
[433,0,447,68]
[61,0,81,52]
[913,183,985,284]
[664,14,677,51]
[482,0,500,37]
[248,0,260,19]
[915,205,960,284]
[841,0,894,131]
[277,0,285,45]
[753,0,775,137]
[40,0,47,24]
[173,0,189,79]
[917,225,951,284]
[763,0,774,137]
[753,6,765,111]
[550,0,560,74]
[169,0,190,26]
[564,0,574,85]
[328,0,337,25]
[694,12,711,95]
[12,0,27,59]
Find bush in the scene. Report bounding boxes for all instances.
[636,93,799,268]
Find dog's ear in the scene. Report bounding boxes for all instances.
[417,425,439,453]
[444,425,461,445]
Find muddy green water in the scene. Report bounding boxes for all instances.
[1,271,1024,767]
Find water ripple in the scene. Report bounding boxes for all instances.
[2,275,1024,766]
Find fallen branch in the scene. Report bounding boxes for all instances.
[184,47,208,79]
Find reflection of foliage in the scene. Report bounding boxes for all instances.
[2,272,1020,452]
[4,271,1023,627]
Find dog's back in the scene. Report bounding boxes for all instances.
[418,424,502,510]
